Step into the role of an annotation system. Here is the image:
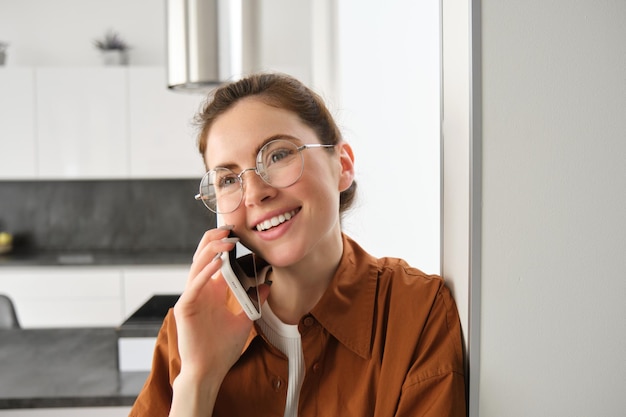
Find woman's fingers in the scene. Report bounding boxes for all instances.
[180,256,221,305]
[188,237,238,285]
[191,225,235,261]
[188,227,237,284]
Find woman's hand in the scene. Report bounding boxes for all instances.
[175,225,253,380]
[168,226,269,417]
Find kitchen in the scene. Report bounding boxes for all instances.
[0,0,442,415]
[3,1,625,416]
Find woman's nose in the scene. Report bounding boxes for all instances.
[243,170,276,206]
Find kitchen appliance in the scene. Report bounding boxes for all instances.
[166,0,257,92]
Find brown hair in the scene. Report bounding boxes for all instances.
[195,72,357,215]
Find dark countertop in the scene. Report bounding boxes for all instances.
[0,250,193,267]
[0,327,150,409]
[118,294,178,338]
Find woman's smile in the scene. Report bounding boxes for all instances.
[254,208,300,231]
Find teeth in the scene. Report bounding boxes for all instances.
[256,210,297,231]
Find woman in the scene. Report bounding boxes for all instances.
[130,73,466,417]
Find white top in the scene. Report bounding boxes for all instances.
[257,299,304,417]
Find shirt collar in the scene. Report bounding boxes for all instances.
[245,234,378,359]
[310,234,378,359]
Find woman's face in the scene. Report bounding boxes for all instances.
[204,98,354,268]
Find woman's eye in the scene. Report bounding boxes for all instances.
[217,175,239,189]
[268,149,292,164]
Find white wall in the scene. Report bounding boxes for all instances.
[479,0,626,415]
[336,0,441,275]
[0,0,166,66]
[0,0,316,86]
[441,0,473,367]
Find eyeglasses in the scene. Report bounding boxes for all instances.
[195,139,335,213]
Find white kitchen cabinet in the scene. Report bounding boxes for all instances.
[0,267,123,328]
[0,67,205,180]
[0,68,37,178]
[121,265,187,319]
[128,67,206,178]
[0,264,188,328]
[35,68,129,179]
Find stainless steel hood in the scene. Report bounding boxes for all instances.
[166,0,256,92]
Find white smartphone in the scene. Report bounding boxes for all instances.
[216,215,263,320]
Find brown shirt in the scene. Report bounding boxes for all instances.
[130,234,466,416]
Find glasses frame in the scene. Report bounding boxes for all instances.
[195,139,335,214]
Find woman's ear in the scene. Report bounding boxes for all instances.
[337,142,355,192]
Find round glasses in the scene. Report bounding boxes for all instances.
[195,139,335,214]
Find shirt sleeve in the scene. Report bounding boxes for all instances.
[128,310,179,417]
[395,285,467,417]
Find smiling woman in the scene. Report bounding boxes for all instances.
[129,72,466,417]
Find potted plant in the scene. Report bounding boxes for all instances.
[93,29,130,66]
[0,41,8,66]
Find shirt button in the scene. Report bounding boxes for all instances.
[303,315,315,327]
[312,363,321,373]
[271,377,283,391]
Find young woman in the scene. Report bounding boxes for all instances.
[130,73,466,417]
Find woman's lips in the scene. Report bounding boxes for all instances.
[255,209,299,232]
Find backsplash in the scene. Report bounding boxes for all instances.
[0,179,215,253]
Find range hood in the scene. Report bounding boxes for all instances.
[166,0,256,92]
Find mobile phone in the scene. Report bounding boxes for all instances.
[217,215,263,320]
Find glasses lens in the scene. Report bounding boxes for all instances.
[198,168,243,213]
[257,140,304,188]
